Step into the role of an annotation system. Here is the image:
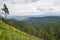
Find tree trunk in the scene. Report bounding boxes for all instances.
[5,12,7,23]
[5,13,7,19]
[0,13,1,19]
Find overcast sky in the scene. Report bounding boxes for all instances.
[0,0,60,16]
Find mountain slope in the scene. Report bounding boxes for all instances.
[0,20,43,40]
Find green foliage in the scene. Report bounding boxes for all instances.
[0,20,43,40]
[39,21,60,40]
[39,26,54,40]
[6,20,38,36]
[6,19,60,40]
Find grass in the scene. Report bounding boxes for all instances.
[0,20,43,40]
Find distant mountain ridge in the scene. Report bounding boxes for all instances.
[7,16,60,28]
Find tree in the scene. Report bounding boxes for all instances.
[1,4,9,19]
[39,26,54,40]
[0,10,1,19]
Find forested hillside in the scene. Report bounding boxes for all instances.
[0,20,43,40]
[6,16,60,40]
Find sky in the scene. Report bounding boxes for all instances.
[0,0,60,16]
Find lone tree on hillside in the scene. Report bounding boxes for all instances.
[1,4,9,19]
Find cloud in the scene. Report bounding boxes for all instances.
[0,0,60,16]
[3,0,39,4]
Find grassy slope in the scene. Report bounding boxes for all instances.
[0,20,43,40]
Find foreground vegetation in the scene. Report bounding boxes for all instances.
[0,20,43,40]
